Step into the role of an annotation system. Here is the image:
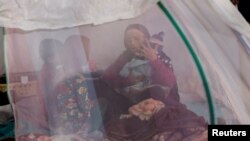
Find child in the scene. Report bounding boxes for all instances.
[150,31,173,70]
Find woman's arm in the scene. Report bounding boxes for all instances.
[140,44,177,88]
[141,45,179,104]
[150,59,177,88]
[102,50,135,88]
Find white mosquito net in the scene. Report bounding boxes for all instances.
[0,0,250,141]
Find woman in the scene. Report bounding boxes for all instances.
[16,39,64,141]
[43,35,107,140]
[18,37,106,141]
[102,24,207,141]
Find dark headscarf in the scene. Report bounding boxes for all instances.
[125,24,150,39]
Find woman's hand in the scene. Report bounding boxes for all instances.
[140,40,158,61]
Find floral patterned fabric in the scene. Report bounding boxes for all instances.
[54,73,94,134]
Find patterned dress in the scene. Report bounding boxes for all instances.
[54,73,93,134]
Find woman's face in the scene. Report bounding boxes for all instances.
[125,28,146,56]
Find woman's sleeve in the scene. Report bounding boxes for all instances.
[150,58,181,104]
[150,59,177,89]
[102,50,134,88]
